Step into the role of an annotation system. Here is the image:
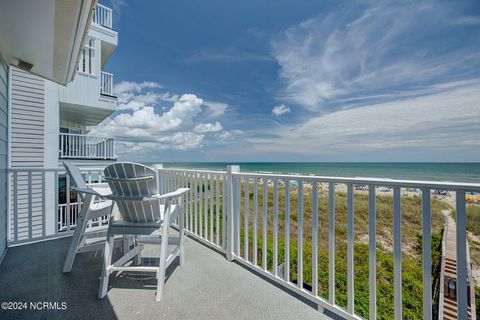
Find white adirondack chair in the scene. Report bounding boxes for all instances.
[98,162,189,302]
[62,160,116,273]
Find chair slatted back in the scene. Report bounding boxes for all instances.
[104,162,162,223]
[63,160,87,189]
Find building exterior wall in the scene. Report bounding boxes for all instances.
[0,56,8,258]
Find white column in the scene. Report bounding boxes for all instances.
[44,81,59,236]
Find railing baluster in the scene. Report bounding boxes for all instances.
[194,173,198,235]
[298,180,304,289]
[312,181,318,296]
[210,174,214,242]
[222,174,227,250]
[347,183,355,314]
[190,174,194,232]
[393,186,402,320]
[244,176,250,260]
[456,190,468,320]
[42,171,46,237]
[66,173,71,232]
[328,182,335,303]
[253,178,258,266]
[28,171,32,239]
[422,188,432,320]
[54,171,59,234]
[262,177,268,270]
[273,178,279,276]
[285,180,290,282]
[199,173,203,238]
[204,174,208,239]
[235,175,241,255]
[369,185,376,320]
[216,175,220,245]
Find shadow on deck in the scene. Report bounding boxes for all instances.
[0,236,339,320]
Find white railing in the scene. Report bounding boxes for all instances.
[157,167,228,251]
[100,71,114,96]
[92,3,113,29]
[8,167,107,245]
[157,166,480,320]
[58,202,79,232]
[7,163,480,319]
[59,133,116,160]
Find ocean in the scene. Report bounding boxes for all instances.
[160,162,480,183]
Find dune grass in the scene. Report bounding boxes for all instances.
[195,181,449,319]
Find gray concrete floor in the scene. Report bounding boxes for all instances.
[0,235,339,320]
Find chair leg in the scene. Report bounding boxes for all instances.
[122,235,129,255]
[178,205,186,266]
[98,227,115,299]
[63,194,93,273]
[134,235,142,266]
[156,217,170,302]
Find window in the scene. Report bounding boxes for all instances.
[77,37,95,74]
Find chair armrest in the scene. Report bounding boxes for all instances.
[153,188,190,200]
[106,188,190,202]
[71,187,103,197]
[105,175,154,182]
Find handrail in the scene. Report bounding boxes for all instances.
[232,171,480,192]
[160,168,227,175]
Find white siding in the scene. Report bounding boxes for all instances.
[10,67,45,167]
[8,67,46,242]
[0,56,8,256]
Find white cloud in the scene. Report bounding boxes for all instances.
[116,132,204,154]
[272,104,290,116]
[272,2,480,110]
[455,16,480,26]
[203,101,228,117]
[194,121,223,133]
[214,129,245,143]
[91,81,233,154]
[114,81,161,95]
[94,93,204,137]
[248,84,480,155]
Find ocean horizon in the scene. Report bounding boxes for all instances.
[159,162,480,183]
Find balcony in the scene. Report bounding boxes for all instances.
[59,133,116,160]
[100,71,114,97]
[92,4,113,29]
[3,165,480,319]
[90,3,117,65]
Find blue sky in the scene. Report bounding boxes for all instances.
[92,0,480,162]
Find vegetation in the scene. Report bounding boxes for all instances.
[464,204,480,319]
[194,181,450,319]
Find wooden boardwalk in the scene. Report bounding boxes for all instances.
[439,215,476,320]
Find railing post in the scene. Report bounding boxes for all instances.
[153,164,163,194]
[226,165,240,261]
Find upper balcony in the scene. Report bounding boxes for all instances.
[92,3,113,29]
[59,133,116,160]
[89,3,118,67]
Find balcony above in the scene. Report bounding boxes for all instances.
[90,3,118,67]
[93,4,113,29]
[100,71,114,97]
[59,133,116,160]
[59,70,117,126]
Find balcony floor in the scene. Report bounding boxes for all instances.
[0,235,339,320]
